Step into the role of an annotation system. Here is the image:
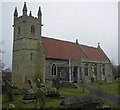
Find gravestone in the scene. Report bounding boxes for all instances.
[6,104,15,110]
[13,89,21,95]
[59,82,76,88]
[35,88,45,109]
[59,94,102,109]
[52,77,60,90]
[116,78,120,83]
[52,79,55,87]
[23,89,36,100]
[28,80,33,89]
[36,79,41,88]
[45,87,60,97]
[56,77,60,89]
[5,81,14,101]
[106,75,112,84]
[91,78,94,82]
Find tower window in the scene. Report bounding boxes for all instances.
[31,25,35,33]
[30,53,32,61]
[18,26,20,34]
[17,64,19,71]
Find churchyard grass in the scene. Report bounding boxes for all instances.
[87,80,119,97]
[2,83,119,109]
[44,83,90,108]
[100,97,120,109]
[2,94,36,108]
[2,83,90,109]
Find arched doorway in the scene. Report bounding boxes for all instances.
[73,67,77,83]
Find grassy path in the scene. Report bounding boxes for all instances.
[87,80,119,97]
[80,83,120,109]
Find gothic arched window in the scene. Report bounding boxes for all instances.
[84,63,88,76]
[31,25,35,33]
[51,64,56,75]
[102,64,105,75]
[94,64,97,75]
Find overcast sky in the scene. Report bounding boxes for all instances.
[0,1,119,69]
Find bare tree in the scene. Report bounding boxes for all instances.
[112,63,120,79]
[0,41,5,71]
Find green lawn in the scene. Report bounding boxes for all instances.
[2,82,119,109]
[87,80,120,97]
[100,97,120,110]
[2,93,36,108]
[2,83,90,109]
[42,83,90,108]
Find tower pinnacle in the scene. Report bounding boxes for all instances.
[98,42,100,48]
[38,6,42,18]
[23,2,27,16]
[14,7,18,17]
[29,11,32,16]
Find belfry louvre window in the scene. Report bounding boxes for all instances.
[30,53,33,61]
[17,64,18,71]
[31,25,35,33]
[51,64,56,75]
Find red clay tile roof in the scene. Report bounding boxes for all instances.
[81,45,109,61]
[42,37,109,61]
[42,37,87,60]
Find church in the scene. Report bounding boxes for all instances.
[12,2,113,85]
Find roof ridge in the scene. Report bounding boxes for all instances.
[42,36,76,44]
[42,36,99,49]
[80,44,97,49]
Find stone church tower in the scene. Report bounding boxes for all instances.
[12,2,45,84]
[12,2,113,85]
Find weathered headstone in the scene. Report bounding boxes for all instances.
[5,81,14,101]
[52,77,60,90]
[80,82,84,93]
[23,89,36,100]
[28,80,33,89]
[36,79,41,88]
[6,104,15,110]
[22,100,35,104]
[91,78,94,82]
[52,79,55,87]
[45,88,60,97]
[56,77,60,90]
[35,88,45,109]
[116,78,120,83]
[106,75,112,84]
[59,82,76,88]
[59,94,102,109]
